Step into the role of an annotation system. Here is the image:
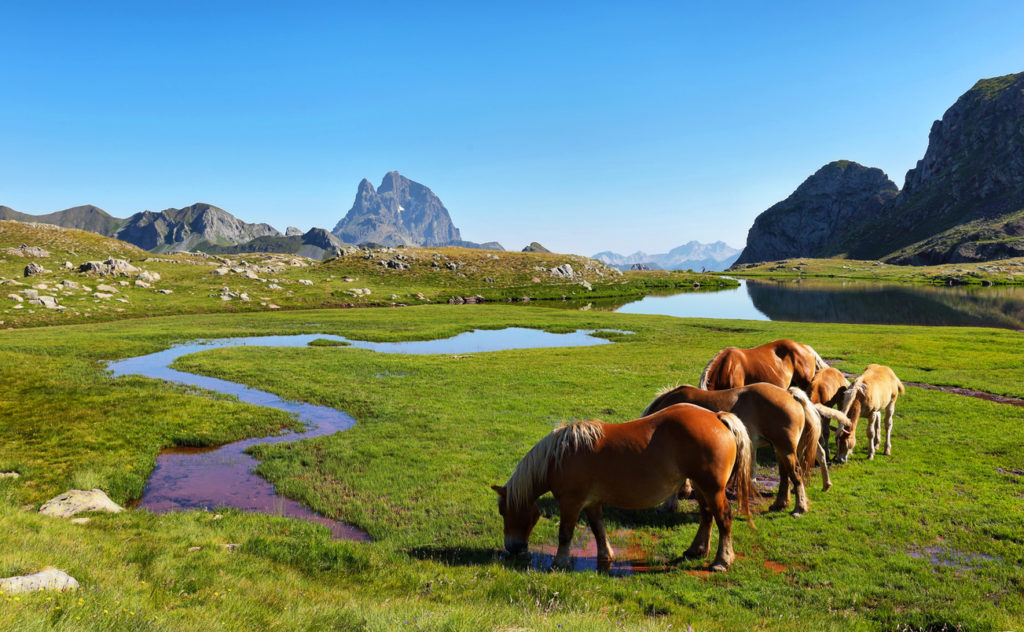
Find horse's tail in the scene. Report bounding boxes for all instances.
[789,387,822,476]
[805,344,829,371]
[815,403,852,431]
[896,377,906,395]
[699,349,728,390]
[717,411,755,528]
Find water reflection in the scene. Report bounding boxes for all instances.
[546,279,1024,330]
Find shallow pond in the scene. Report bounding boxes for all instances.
[561,279,1024,330]
[108,329,615,543]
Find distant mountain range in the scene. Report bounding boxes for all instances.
[735,71,1024,266]
[0,172,502,258]
[593,241,740,271]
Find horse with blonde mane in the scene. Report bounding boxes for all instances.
[834,364,905,464]
[808,367,852,462]
[492,403,755,572]
[642,383,849,515]
[698,339,828,391]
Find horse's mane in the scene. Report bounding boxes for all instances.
[642,384,683,416]
[505,420,604,509]
[698,348,730,389]
[839,378,867,417]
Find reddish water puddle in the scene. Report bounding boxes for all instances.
[108,330,616,542]
[908,546,998,570]
[530,529,669,576]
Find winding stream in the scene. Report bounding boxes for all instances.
[107,329,614,543]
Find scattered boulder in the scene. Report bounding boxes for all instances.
[298,279,313,285]
[29,296,59,309]
[78,258,140,277]
[60,280,81,290]
[580,280,593,291]
[0,471,19,479]
[38,489,124,518]
[95,283,119,294]
[7,294,23,302]
[550,263,575,279]
[69,517,91,525]
[92,292,114,299]
[0,568,79,594]
[212,267,230,276]
[4,245,50,258]
[134,279,151,289]
[24,261,48,277]
[137,270,161,283]
[21,289,39,300]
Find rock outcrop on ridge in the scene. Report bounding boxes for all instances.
[733,161,898,265]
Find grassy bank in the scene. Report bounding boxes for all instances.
[728,256,1024,285]
[2,306,1023,630]
[0,220,734,329]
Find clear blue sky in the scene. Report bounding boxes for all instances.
[3,1,1023,255]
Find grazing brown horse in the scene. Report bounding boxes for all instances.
[643,383,839,515]
[808,367,852,462]
[492,403,755,572]
[835,364,905,463]
[698,339,828,391]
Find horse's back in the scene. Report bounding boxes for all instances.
[861,364,903,407]
[810,367,849,406]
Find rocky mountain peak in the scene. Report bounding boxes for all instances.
[733,160,898,265]
[332,172,462,247]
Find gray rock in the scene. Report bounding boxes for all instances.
[0,568,79,594]
[7,293,23,302]
[38,489,123,518]
[4,245,50,258]
[29,296,59,309]
[550,263,575,279]
[95,283,119,293]
[60,279,80,290]
[21,289,39,300]
[78,258,141,277]
[113,203,281,254]
[137,270,160,283]
[24,261,48,277]
[0,471,19,479]
[285,226,303,237]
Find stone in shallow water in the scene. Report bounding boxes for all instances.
[0,568,79,594]
[38,489,124,518]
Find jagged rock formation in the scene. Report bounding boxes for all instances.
[594,241,740,271]
[285,226,303,237]
[114,203,281,253]
[332,172,463,247]
[733,161,899,265]
[0,204,123,235]
[851,72,1024,264]
[522,242,551,253]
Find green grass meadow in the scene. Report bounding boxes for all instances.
[2,305,1023,630]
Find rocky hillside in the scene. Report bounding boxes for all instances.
[735,72,1024,266]
[114,203,281,254]
[332,172,463,247]
[733,161,898,265]
[195,227,345,259]
[594,240,741,271]
[851,72,1024,264]
[0,204,124,236]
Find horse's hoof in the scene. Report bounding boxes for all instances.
[790,509,806,517]
[708,561,729,572]
[681,548,705,560]
[822,482,832,492]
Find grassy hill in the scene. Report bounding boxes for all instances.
[0,220,734,329]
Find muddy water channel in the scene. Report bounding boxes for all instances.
[107,329,613,547]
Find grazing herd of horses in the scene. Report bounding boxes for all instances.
[493,339,905,572]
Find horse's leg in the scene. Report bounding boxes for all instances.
[657,479,691,513]
[708,488,735,572]
[821,418,831,464]
[817,442,832,492]
[553,500,583,569]
[784,452,808,516]
[769,448,792,512]
[866,411,879,460]
[583,505,614,563]
[882,401,895,456]
[682,488,713,560]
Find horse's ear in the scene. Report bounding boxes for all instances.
[490,485,506,496]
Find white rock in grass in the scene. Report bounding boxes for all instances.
[0,567,79,594]
[39,489,123,518]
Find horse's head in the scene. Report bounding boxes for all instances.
[491,484,540,555]
[834,382,864,464]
